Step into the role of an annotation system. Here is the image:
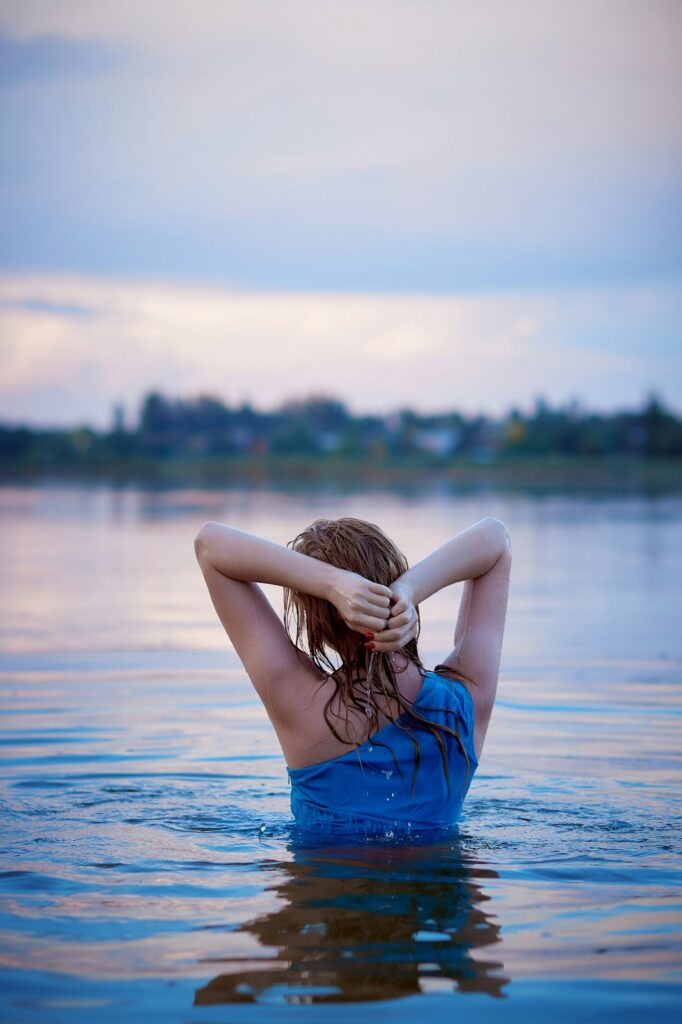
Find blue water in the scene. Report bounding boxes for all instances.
[0,484,680,1021]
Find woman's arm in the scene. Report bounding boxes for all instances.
[394,517,509,606]
[194,521,394,729]
[370,517,510,653]
[376,516,511,763]
[194,521,393,634]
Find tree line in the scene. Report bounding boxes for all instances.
[1,390,681,469]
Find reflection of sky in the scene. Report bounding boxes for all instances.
[0,2,681,423]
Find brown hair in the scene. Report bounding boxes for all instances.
[282,516,475,801]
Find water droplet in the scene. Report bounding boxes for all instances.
[381,769,393,780]
[301,921,326,936]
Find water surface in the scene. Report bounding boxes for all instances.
[1,484,680,1021]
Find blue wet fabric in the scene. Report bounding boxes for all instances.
[286,669,479,837]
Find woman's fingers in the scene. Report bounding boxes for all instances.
[353,595,391,622]
[339,576,415,636]
[370,623,418,652]
[386,609,411,630]
[371,613,418,645]
[347,610,392,633]
[353,586,390,614]
[372,624,412,645]
[359,596,391,616]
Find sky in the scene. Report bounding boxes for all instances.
[0,0,680,428]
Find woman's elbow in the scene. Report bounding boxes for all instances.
[483,516,512,557]
[194,521,216,562]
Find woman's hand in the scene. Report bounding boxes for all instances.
[370,581,419,653]
[328,570,393,634]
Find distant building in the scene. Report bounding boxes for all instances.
[318,430,342,453]
[413,426,461,456]
[471,422,505,463]
[231,427,253,452]
[185,433,212,454]
[383,413,403,435]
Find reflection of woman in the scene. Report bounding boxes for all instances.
[194,515,511,834]
[194,837,509,1005]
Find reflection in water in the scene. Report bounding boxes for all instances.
[1,486,680,1020]
[195,834,508,1005]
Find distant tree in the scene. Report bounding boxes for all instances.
[111,402,126,432]
[138,392,178,455]
[640,391,682,457]
[139,392,175,433]
[0,426,33,459]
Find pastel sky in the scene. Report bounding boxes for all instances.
[0,1,680,427]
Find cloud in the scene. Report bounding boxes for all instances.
[0,271,678,429]
[0,31,128,89]
[0,295,96,316]
[0,2,680,290]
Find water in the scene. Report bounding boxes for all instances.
[1,483,680,1021]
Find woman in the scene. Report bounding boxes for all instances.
[194,514,511,835]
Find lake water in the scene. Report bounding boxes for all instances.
[1,482,680,1022]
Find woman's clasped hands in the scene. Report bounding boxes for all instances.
[329,571,418,653]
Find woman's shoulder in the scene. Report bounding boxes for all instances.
[432,663,475,693]
[429,664,476,715]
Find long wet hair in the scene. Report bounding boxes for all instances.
[282,516,475,801]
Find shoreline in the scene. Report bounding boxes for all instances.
[1,453,680,492]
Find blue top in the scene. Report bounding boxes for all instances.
[286,669,478,837]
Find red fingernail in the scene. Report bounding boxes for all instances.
[364,641,376,649]
[365,632,375,639]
